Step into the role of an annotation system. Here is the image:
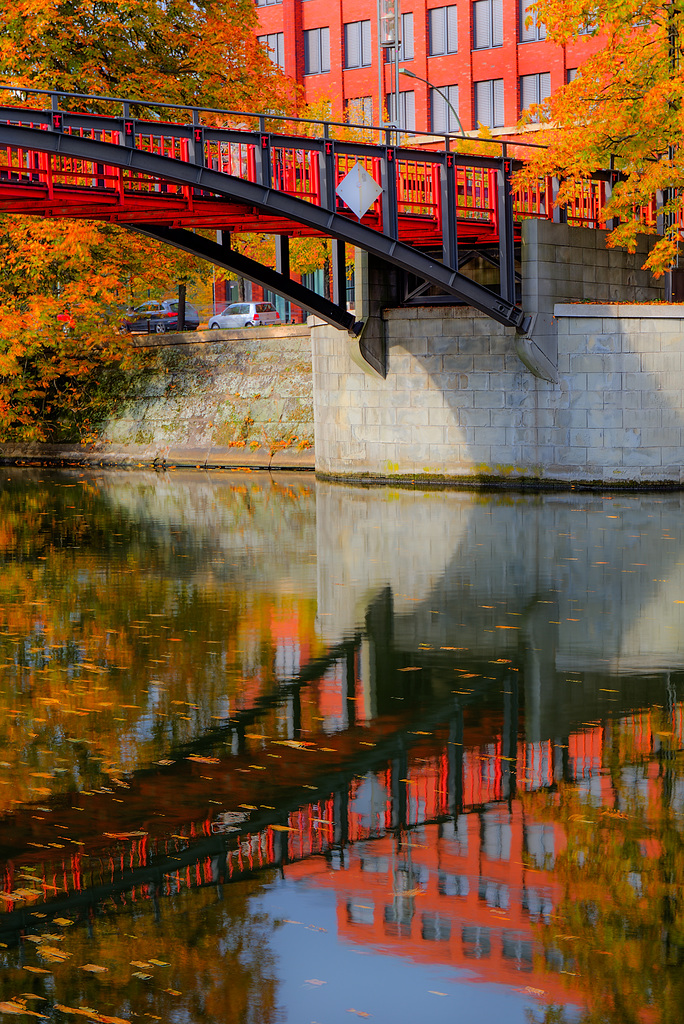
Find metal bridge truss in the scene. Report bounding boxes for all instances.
[0,90,612,337]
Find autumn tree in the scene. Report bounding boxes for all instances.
[520,0,684,275]
[0,0,298,441]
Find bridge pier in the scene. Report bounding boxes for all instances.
[312,221,681,487]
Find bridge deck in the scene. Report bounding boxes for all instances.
[0,89,625,334]
[0,119,606,244]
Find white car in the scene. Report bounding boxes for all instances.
[208,301,281,329]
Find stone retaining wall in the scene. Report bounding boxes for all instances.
[0,325,316,469]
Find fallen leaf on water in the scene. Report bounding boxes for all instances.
[270,825,297,832]
[347,1011,371,1018]
[155,760,175,766]
[80,964,108,974]
[148,960,169,966]
[398,667,421,672]
[102,832,147,839]
[304,979,327,986]
[186,756,219,764]
[164,990,181,996]
[129,962,151,970]
[53,919,73,927]
[131,972,152,981]
[53,1006,100,1019]
[428,991,447,996]
[38,947,71,962]
[22,968,50,975]
[0,1002,47,1018]
[55,1007,131,1024]
[273,740,314,750]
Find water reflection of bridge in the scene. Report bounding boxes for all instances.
[1,689,677,1007]
[3,476,684,1014]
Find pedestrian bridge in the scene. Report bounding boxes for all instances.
[0,86,611,340]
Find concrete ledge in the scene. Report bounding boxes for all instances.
[0,443,315,470]
[555,303,684,318]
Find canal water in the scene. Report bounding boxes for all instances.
[0,469,682,1024]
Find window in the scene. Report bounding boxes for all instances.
[519,0,545,40]
[430,84,459,133]
[473,0,503,48]
[304,27,330,74]
[257,32,285,70]
[566,67,578,83]
[255,0,281,6]
[386,90,416,130]
[384,12,414,61]
[346,96,374,125]
[344,20,372,68]
[520,72,551,118]
[475,78,504,127]
[429,5,458,54]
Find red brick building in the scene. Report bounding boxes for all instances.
[255,0,602,134]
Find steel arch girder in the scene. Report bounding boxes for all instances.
[131,223,360,334]
[0,124,530,332]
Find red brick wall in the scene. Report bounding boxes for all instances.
[256,0,603,131]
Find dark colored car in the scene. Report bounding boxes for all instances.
[120,299,200,334]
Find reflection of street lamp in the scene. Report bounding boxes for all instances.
[398,68,466,137]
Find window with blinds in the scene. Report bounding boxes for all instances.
[257,33,285,70]
[386,90,416,131]
[519,0,546,40]
[430,85,460,133]
[473,0,503,47]
[520,72,551,118]
[304,27,330,74]
[474,78,504,127]
[255,0,281,7]
[429,5,458,55]
[346,96,374,125]
[384,13,414,61]
[344,20,372,68]
[566,67,578,83]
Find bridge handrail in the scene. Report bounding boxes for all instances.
[0,83,549,157]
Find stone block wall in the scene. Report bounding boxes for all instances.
[522,219,665,312]
[311,305,684,485]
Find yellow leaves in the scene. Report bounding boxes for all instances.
[53,918,73,927]
[79,964,108,974]
[186,755,219,764]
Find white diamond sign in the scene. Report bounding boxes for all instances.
[335,162,383,220]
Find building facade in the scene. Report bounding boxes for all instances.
[255,0,602,133]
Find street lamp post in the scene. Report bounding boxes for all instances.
[398,68,466,138]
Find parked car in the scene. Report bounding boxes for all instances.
[207,302,281,329]
[120,299,200,334]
